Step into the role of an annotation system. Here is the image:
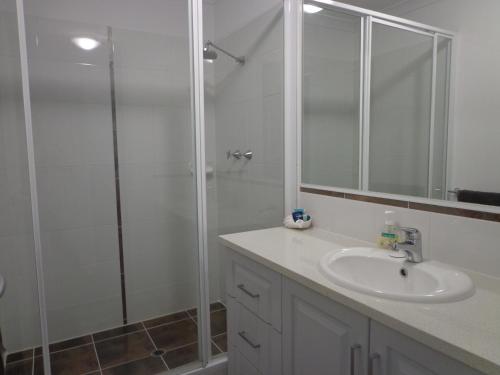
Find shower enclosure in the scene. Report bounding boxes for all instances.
[301,0,454,199]
[0,0,285,374]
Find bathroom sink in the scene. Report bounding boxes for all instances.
[319,247,474,303]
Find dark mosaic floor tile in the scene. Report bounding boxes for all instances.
[34,344,99,375]
[93,322,144,342]
[148,318,197,352]
[49,335,93,353]
[95,331,155,369]
[162,342,219,370]
[6,349,33,363]
[210,309,227,337]
[187,302,226,319]
[212,333,227,353]
[211,342,221,356]
[210,302,226,312]
[142,311,189,329]
[5,359,33,375]
[162,342,198,369]
[101,356,166,375]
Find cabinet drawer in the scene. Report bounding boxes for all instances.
[226,249,282,330]
[228,298,281,375]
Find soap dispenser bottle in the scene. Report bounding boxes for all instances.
[377,213,399,250]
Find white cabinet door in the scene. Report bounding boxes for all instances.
[228,348,261,375]
[370,321,484,375]
[283,279,369,375]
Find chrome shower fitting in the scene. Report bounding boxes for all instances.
[226,150,253,160]
[203,41,245,65]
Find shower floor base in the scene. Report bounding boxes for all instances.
[5,302,227,375]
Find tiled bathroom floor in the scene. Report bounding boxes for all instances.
[5,303,227,375]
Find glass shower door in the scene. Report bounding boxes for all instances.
[22,0,202,373]
[302,8,362,189]
[0,1,45,373]
[369,21,434,197]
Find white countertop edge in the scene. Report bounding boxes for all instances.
[219,228,499,375]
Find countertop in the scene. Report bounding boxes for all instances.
[219,227,500,375]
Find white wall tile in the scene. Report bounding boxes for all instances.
[429,213,500,278]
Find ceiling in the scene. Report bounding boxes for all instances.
[334,0,408,12]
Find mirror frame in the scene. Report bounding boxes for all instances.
[296,0,500,218]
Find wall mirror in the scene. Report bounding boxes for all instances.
[301,0,500,208]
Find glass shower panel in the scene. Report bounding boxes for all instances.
[431,36,452,200]
[113,23,198,329]
[0,1,44,373]
[23,0,200,373]
[204,0,284,359]
[369,22,433,197]
[302,9,361,189]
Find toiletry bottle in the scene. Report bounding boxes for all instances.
[377,219,399,250]
[292,208,304,222]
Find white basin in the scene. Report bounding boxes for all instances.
[319,247,474,303]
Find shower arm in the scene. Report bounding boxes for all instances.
[205,41,245,65]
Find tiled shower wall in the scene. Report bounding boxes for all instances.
[208,0,285,300]
[1,0,201,351]
[213,0,284,234]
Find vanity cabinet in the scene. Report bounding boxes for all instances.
[283,279,369,375]
[369,321,483,375]
[225,248,485,375]
[226,252,282,375]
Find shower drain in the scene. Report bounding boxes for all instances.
[151,349,166,357]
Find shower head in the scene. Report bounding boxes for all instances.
[203,46,218,62]
[203,41,245,65]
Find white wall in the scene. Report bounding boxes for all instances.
[388,0,500,194]
[301,192,500,279]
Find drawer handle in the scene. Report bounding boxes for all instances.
[237,284,260,299]
[350,344,361,375]
[238,331,261,349]
[368,353,380,375]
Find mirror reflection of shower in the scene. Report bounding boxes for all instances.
[203,40,245,65]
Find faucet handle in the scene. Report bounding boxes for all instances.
[398,227,420,244]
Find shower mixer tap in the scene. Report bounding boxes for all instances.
[227,150,242,159]
[226,150,253,160]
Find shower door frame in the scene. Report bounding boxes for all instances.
[14,0,219,373]
[298,0,456,200]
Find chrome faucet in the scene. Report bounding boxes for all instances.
[394,227,423,263]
